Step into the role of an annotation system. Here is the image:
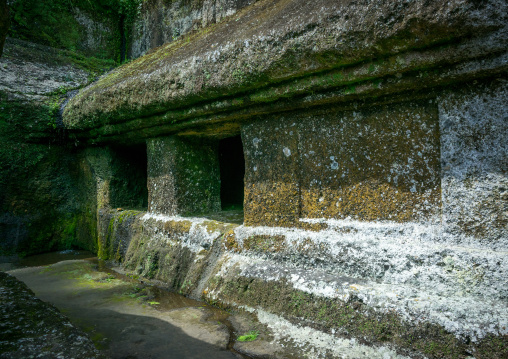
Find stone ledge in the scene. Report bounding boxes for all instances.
[97,208,508,357]
[62,0,508,142]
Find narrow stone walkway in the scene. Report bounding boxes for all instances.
[7,260,240,359]
[0,271,104,359]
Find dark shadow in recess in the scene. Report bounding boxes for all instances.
[109,143,148,210]
[218,135,245,212]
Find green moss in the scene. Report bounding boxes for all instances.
[0,94,56,147]
[62,50,117,76]
[0,93,93,255]
[344,84,356,94]
[117,210,140,224]
[243,235,285,252]
[61,216,78,249]
[237,330,259,342]
[7,213,84,256]
[204,275,505,358]
[97,216,115,260]
[95,210,144,262]
[8,0,141,61]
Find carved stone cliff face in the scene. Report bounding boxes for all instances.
[63,0,508,137]
[2,1,508,357]
[0,0,9,57]
[0,38,113,255]
[130,0,256,59]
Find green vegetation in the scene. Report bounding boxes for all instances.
[179,280,193,294]
[237,330,259,342]
[0,89,101,256]
[8,0,142,61]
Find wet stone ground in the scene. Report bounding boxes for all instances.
[1,251,296,359]
[0,270,105,359]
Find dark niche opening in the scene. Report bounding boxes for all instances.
[219,135,245,211]
[110,143,148,210]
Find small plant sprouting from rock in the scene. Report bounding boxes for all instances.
[179,279,193,294]
[237,330,259,342]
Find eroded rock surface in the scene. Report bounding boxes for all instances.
[0,39,90,100]
[0,0,8,58]
[0,271,105,359]
[63,0,507,138]
[130,0,257,59]
[97,210,508,358]
[0,38,114,256]
[2,0,507,358]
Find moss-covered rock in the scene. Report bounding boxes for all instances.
[7,0,130,60]
[0,0,9,58]
[0,38,115,256]
[205,274,508,359]
[130,0,255,59]
[147,136,220,216]
[0,94,84,254]
[63,0,507,142]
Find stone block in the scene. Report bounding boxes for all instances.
[242,99,441,226]
[439,79,508,243]
[299,100,441,222]
[84,146,145,210]
[242,118,300,227]
[147,136,220,215]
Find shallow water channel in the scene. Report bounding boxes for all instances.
[4,250,261,359]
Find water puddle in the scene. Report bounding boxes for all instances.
[3,251,258,359]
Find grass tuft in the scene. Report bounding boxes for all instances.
[237,330,259,342]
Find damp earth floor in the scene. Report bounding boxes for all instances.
[3,250,290,359]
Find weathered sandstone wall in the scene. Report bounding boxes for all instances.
[88,78,507,357]
[130,0,256,59]
[18,0,508,357]
[0,38,114,255]
[0,0,9,57]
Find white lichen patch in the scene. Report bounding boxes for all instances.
[215,251,508,342]
[140,212,222,254]
[243,307,410,359]
[439,80,508,244]
[224,218,508,341]
[0,40,90,99]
